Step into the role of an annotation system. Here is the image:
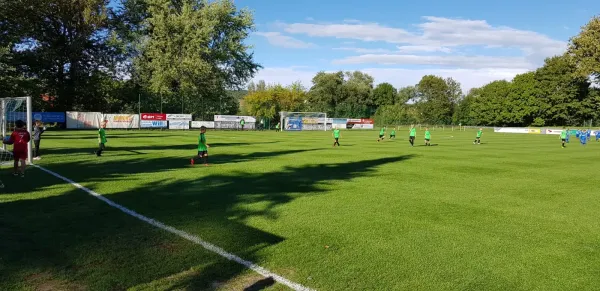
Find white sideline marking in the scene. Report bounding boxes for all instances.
[33,164,314,291]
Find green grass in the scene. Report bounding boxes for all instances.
[2,128,600,290]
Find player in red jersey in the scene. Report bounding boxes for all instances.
[4,120,31,177]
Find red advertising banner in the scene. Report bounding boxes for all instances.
[360,119,374,124]
[141,113,167,120]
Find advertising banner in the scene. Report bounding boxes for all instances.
[166,114,192,120]
[140,120,167,128]
[545,129,564,135]
[191,121,215,129]
[7,112,65,123]
[104,114,140,129]
[286,117,303,131]
[214,115,256,122]
[66,111,103,129]
[360,118,374,124]
[528,129,541,134]
[494,127,530,134]
[333,118,348,124]
[141,113,167,120]
[591,130,600,137]
[168,120,190,130]
[332,123,347,129]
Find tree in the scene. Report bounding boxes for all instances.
[417,75,452,124]
[568,15,600,82]
[137,0,260,113]
[242,83,306,119]
[469,80,511,126]
[505,72,541,126]
[340,71,374,117]
[397,86,418,104]
[308,71,345,116]
[372,83,397,106]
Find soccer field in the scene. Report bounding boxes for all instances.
[2,129,600,290]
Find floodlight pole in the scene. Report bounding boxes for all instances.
[26,96,32,164]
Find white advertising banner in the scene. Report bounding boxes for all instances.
[140,120,168,128]
[66,111,103,129]
[332,124,347,129]
[545,129,564,135]
[191,121,215,129]
[350,124,374,129]
[214,115,256,122]
[169,120,190,130]
[166,114,192,120]
[591,130,600,136]
[104,114,140,129]
[494,127,530,134]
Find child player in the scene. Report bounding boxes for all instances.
[424,127,431,146]
[565,128,571,143]
[377,127,386,142]
[333,127,341,147]
[390,128,396,139]
[596,130,600,142]
[580,129,588,146]
[3,120,31,177]
[95,120,107,156]
[191,126,210,166]
[409,125,416,147]
[32,120,46,160]
[561,128,568,148]
[473,128,483,145]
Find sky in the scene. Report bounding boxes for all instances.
[232,0,597,92]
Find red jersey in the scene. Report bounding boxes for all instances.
[10,129,30,152]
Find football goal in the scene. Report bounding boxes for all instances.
[1,96,32,164]
[280,112,329,131]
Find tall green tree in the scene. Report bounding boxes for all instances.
[137,0,260,115]
[568,15,600,81]
[308,71,345,116]
[397,86,418,104]
[417,75,453,124]
[372,82,397,106]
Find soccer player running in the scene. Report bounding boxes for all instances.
[390,128,396,139]
[566,128,571,143]
[333,128,341,147]
[409,125,416,147]
[191,126,210,166]
[424,127,431,146]
[32,120,46,160]
[580,129,588,146]
[377,127,386,142]
[561,128,568,148]
[473,128,483,145]
[95,121,107,157]
[3,120,31,177]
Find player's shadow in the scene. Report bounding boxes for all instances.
[1,153,413,290]
[418,144,439,147]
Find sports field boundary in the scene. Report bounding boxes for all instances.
[33,164,315,291]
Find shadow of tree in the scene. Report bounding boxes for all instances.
[1,151,413,290]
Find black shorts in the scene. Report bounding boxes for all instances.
[379,135,384,138]
[198,151,208,156]
[561,138,566,142]
[425,138,430,141]
[390,135,395,138]
[335,138,339,142]
[409,136,415,140]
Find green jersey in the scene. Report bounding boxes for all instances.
[380,128,385,135]
[409,128,416,137]
[424,130,431,139]
[391,130,396,136]
[198,133,207,151]
[477,130,483,138]
[240,119,245,126]
[333,129,340,138]
[98,128,107,143]
[560,130,567,139]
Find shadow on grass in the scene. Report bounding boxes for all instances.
[0,151,413,290]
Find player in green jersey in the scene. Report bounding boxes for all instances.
[390,128,396,139]
[191,126,210,166]
[95,120,107,156]
[333,128,341,147]
[424,127,431,146]
[560,128,568,148]
[377,127,386,142]
[409,125,416,146]
[473,128,483,145]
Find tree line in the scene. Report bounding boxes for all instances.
[1,1,599,126]
[243,16,600,127]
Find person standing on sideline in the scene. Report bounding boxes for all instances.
[240,118,245,131]
[32,120,46,160]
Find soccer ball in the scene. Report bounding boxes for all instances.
[3,136,12,145]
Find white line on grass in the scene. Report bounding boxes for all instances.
[33,164,314,291]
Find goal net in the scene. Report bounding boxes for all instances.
[280,112,329,131]
[1,97,32,165]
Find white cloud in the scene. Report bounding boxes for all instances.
[333,47,394,54]
[252,66,527,93]
[254,32,316,49]
[332,54,531,69]
[277,16,566,68]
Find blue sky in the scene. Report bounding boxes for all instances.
[110,0,597,91]
[234,0,597,91]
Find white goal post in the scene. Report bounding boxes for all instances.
[1,96,33,164]
[280,112,329,131]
